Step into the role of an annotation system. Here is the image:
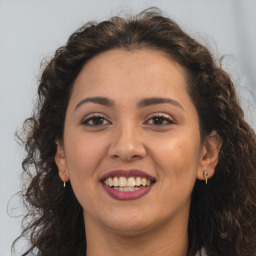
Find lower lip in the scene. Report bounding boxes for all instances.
[102,183,154,200]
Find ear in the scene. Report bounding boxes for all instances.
[55,140,70,183]
[197,131,223,181]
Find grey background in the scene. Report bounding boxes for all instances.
[0,0,255,255]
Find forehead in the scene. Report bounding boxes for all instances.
[71,48,188,100]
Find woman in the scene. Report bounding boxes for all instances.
[14,8,256,256]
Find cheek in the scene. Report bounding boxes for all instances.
[64,131,108,181]
[150,129,201,179]
[64,132,109,210]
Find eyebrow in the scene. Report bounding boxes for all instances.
[74,96,184,111]
[137,97,184,110]
[74,97,115,111]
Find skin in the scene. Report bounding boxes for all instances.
[55,49,222,256]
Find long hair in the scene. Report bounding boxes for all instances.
[13,8,256,256]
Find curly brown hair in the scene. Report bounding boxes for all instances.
[13,8,256,256]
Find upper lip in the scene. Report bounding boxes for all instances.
[100,169,156,182]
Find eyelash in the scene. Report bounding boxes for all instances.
[80,114,111,126]
[80,113,175,127]
[145,114,175,126]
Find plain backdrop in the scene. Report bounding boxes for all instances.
[0,0,255,255]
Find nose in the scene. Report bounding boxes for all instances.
[108,124,146,162]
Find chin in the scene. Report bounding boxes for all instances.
[99,209,160,235]
[107,221,155,236]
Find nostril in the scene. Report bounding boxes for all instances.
[131,154,143,160]
[111,154,142,161]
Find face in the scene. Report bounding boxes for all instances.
[55,49,216,236]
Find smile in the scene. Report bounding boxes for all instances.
[104,176,154,190]
[100,169,156,200]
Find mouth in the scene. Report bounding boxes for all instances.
[103,176,155,191]
[100,169,156,200]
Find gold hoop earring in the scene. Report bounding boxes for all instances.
[203,170,208,184]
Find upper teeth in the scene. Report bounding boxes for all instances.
[104,176,151,187]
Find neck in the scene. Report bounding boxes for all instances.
[84,215,189,256]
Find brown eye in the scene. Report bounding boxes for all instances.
[81,115,111,126]
[146,115,174,126]
[90,117,105,125]
[151,117,166,125]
